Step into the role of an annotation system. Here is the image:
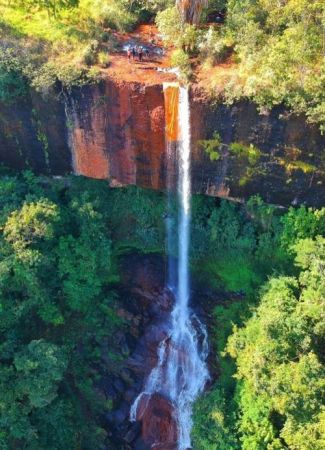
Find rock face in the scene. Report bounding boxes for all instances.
[0,90,71,174]
[190,88,325,207]
[66,81,166,190]
[102,253,227,449]
[137,393,178,449]
[103,253,176,449]
[0,79,324,206]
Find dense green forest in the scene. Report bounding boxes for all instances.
[0,1,324,448]
[0,171,168,449]
[0,171,323,449]
[0,0,324,128]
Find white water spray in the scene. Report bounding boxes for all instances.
[130,86,209,449]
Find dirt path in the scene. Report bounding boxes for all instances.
[99,23,235,87]
[100,24,177,85]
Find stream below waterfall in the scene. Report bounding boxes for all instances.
[130,85,209,449]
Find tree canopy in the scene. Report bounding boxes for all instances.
[0,173,120,449]
[192,205,325,450]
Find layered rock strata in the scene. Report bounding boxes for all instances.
[0,80,324,206]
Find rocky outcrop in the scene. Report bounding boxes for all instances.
[137,393,178,449]
[103,253,175,449]
[101,252,229,449]
[0,79,324,206]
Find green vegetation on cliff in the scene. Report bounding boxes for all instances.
[157,0,325,130]
[220,0,324,130]
[0,171,171,449]
[0,1,172,97]
[228,239,324,450]
[193,236,325,450]
[1,1,324,129]
[0,172,164,448]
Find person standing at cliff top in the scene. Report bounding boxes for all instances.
[138,46,143,62]
[127,47,131,61]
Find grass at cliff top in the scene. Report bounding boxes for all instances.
[0,3,99,75]
[0,5,89,94]
[1,5,81,43]
[1,1,324,130]
[0,1,139,40]
[0,1,142,94]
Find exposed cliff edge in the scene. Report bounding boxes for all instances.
[0,78,324,206]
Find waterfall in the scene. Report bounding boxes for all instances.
[176,86,191,329]
[63,93,79,175]
[165,83,179,292]
[130,85,209,449]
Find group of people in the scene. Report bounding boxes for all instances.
[126,45,150,62]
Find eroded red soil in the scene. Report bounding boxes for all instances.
[100,24,177,85]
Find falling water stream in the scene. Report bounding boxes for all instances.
[131,85,209,449]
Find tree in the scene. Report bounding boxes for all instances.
[19,0,79,17]
[227,237,325,449]
[14,340,68,408]
[177,0,208,24]
[0,49,28,103]
[0,175,123,449]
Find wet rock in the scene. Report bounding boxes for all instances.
[95,253,224,448]
[99,378,119,402]
[124,388,137,403]
[117,308,135,321]
[120,368,134,385]
[121,342,130,356]
[134,439,151,450]
[137,393,178,448]
[120,253,167,296]
[99,253,177,448]
[152,444,178,450]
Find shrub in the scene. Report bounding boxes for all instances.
[198,132,222,161]
[180,24,201,54]
[229,142,262,165]
[97,51,110,68]
[31,62,100,93]
[0,48,28,103]
[81,40,99,66]
[199,26,233,63]
[79,0,137,31]
[156,6,183,45]
[100,30,111,42]
[170,49,192,80]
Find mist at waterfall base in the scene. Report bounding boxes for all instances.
[130,87,209,449]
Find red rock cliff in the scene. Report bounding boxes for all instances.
[65,80,324,206]
[0,78,324,206]
[66,80,166,190]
